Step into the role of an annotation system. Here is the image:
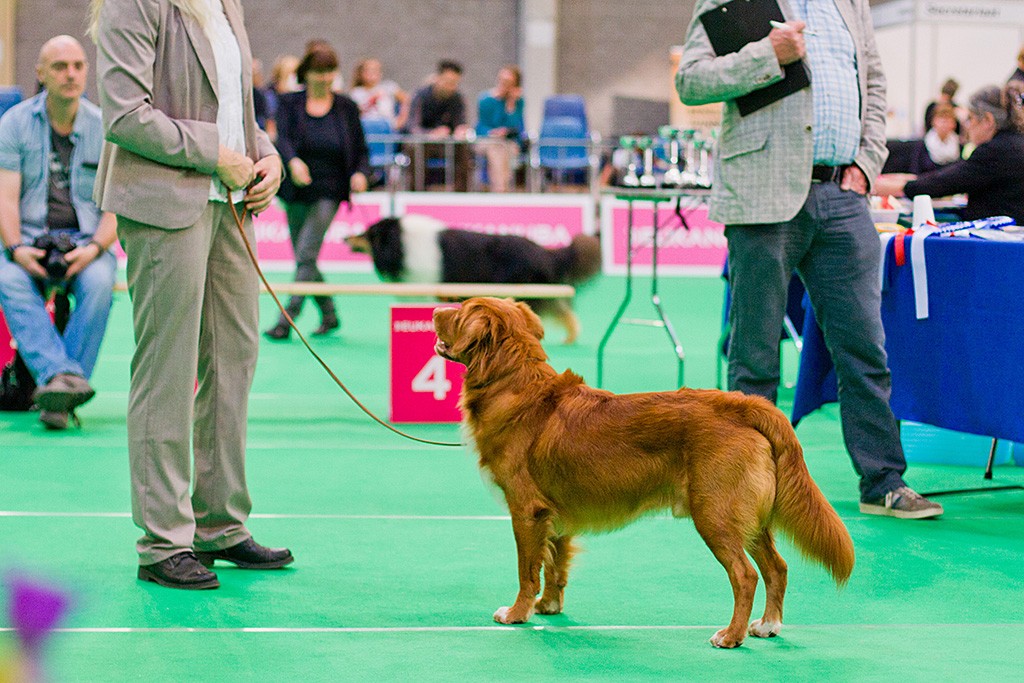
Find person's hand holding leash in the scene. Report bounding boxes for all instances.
[246,155,284,214]
[216,145,255,190]
[350,171,368,194]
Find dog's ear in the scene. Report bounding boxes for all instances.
[514,301,545,341]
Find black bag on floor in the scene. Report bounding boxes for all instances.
[0,354,36,411]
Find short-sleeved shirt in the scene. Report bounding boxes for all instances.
[0,91,104,244]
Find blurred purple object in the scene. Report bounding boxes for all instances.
[7,576,69,652]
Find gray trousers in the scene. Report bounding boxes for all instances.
[119,202,258,565]
[725,182,907,501]
[278,198,340,325]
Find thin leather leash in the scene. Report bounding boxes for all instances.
[227,199,462,448]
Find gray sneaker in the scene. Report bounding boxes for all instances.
[860,486,943,519]
[39,410,69,430]
[32,373,95,412]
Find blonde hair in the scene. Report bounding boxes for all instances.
[89,0,216,40]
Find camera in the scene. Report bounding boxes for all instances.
[32,232,77,280]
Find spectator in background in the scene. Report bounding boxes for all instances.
[0,35,117,431]
[919,103,961,170]
[405,59,471,191]
[252,58,270,130]
[875,83,1024,225]
[1009,45,1024,85]
[923,78,963,137]
[264,43,370,341]
[265,54,300,140]
[350,58,410,131]
[475,65,525,193]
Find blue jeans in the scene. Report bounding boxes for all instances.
[0,249,116,384]
[725,182,907,501]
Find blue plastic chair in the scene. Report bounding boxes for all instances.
[542,94,588,130]
[360,117,396,168]
[537,116,590,185]
[0,87,23,120]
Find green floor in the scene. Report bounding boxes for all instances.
[2,273,1023,682]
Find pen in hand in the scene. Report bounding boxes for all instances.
[770,20,818,36]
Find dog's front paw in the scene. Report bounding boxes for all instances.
[748,619,782,638]
[709,628,745,649]
[493,605,534,624]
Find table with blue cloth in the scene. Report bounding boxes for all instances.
[792,233,1024,445]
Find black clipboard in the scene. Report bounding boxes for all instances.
[699,0,811,116]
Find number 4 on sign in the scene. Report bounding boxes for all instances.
[411,355,453,400]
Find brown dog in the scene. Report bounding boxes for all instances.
[432,297,855,648]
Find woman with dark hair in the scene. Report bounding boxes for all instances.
[264,43,371,340]
[876,82,1024,225]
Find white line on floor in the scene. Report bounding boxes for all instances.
[0,623,1018,635]
[0,511,509,521]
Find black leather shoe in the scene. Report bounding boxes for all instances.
[195,537,294,569]
[263,323,290,340]
[311,315,340,336]
[138,551,220,590]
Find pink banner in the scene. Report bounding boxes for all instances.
[0,309,14,368]
[253,197,386,268]
[399,193,594,247]
[600,196,727,276]
[390,304,465,423]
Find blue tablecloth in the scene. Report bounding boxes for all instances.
[792,234,1024,443]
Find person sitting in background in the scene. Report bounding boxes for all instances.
[405,59,471,191]
[0,35,117,431]
[264,54,300,140]
[349,58,409,131]
[475,65,525,193]
[1009,45,1024,85]
[919,103,961,170]
[875,83,1024,225]
[923,78,963,138]
[264,42,370,341]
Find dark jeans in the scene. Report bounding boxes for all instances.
[278,198,340,325]
[725,182,907,501]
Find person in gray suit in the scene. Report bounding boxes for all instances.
[678,0,942,519]
[90,0,292,589]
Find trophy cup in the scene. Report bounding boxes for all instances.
[619,135,641,187]
[659,126,683,187]
[638,136,656,187]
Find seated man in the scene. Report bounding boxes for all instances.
[0,35,117,430]
[404,59,472,191]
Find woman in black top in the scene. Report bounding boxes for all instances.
[876,83,1024,225]
[264,43,370,340]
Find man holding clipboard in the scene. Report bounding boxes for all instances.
[678,0,943,520]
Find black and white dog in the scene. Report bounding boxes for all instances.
[346,215,601,343]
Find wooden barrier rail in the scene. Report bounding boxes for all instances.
[112,281,575,299]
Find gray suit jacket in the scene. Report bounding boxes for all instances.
[676,0,888,226]
[93,0,277,229]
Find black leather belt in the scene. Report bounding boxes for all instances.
[811,164,847,183]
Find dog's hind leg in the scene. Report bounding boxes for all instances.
[550,299,580,345]
[536,535,576,615]
[693,515,759,648]
[494,507,553,624]
[746,528,787,638]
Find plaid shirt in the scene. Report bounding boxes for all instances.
[792,0,861,166]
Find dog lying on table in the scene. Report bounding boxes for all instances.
[345,215,601,343]
[432,297,855,648]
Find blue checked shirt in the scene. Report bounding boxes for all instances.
[791,0,861,166]
[0,91,104,244]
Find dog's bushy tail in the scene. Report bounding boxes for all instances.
[749,402,855,586]
[552,235,602,285]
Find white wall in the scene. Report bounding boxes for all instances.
[875,0,1024,139]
